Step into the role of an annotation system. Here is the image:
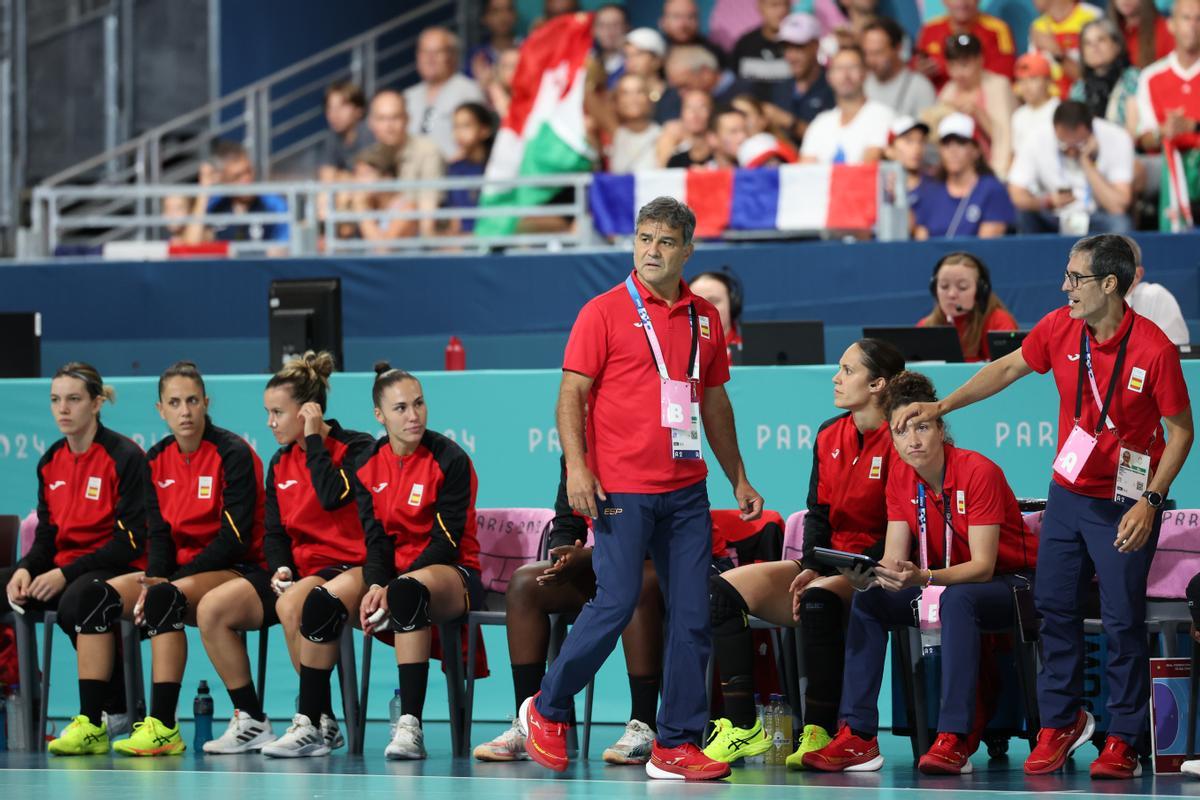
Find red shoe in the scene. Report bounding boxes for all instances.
[1023,709,1095,775]
[801,724,883,772]
[1089,736,1142,779]
[645,741,731,781]
[520,693,570,772]
[918,732,974,775]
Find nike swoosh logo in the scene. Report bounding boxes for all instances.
[1067,354,1081,362]
[48,481,66,490]
[276,480,298,490]
[372,482,388,493]
[156,479,175,488]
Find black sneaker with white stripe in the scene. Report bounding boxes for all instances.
[203,710,277,754]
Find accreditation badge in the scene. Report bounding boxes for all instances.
[670,381,702,461]
[1113,446,1150,504]
[1052,424,1098,484]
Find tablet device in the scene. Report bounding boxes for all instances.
[987,330,1028,360]
[811,547,880,572]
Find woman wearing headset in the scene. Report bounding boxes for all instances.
[702,339,904,767]
[802,371,1037,775]
[1,362,147,756]
[688,269,744,356]
[918,252,1018,361]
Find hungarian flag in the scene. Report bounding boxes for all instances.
[475,13,595,237]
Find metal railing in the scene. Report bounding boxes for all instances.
[38,0,457,194]
[26,164,911,258]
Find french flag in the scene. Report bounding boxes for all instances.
[589,164,878,238]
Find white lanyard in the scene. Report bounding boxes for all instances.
[624,275,699,382]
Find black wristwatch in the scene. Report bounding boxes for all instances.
[1142,490,1165,508]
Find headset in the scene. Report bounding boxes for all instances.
[691,266,744,325]
[929,251,992,313]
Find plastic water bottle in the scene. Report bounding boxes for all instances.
[773,695,793,765]
[389,688,403,732]
[192,681,213,753]
[444,336,466,370]
[761,695,777,765]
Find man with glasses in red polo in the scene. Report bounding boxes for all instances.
[896,234,1193,780]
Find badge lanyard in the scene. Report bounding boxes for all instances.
[917,482,953,571]
[1075,323,1132,436]
[624,275,699,383]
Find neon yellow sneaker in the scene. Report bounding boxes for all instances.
[786,723,832,770]
[48,715,110,755]
[702,717,772,763]
[112,716,186,756]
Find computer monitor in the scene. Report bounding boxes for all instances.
[0,312,41,377]
[268,279,343,371]
[1179,344,1200,360]
[862,325,964,363]
[987,330,1029,361]
[736,321,826,365]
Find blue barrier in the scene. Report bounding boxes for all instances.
[6,234,1197,375]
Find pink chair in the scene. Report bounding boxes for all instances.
[782,510,807,563]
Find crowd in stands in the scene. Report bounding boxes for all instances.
[168,0,1200,246]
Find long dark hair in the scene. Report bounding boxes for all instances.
[455,102,497,164]
[1107,0,1159,68]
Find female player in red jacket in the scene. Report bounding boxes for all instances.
[1,362,148,756]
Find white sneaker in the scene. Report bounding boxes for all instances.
[261,714,330,758]
[473,718,529,762]
[103,711,133,738]
[603,719,655,765]
[203,710,276,754]
[1183,759,1200,778]
[319,713,345,751]
[384,714,427,760]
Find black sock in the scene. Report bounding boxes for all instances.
[714,629,756,728]
[227,683,265,722]
[800,588,846,732]
[299,665,333,723]
[511,662,545,711]
[105,657,128,715]
[851,728,874,740]
[398,662,430,723]
[151,682,182,728]
[628,674,660,730]
[79,679,109,727]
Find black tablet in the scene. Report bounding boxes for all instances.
[811,547,880,572]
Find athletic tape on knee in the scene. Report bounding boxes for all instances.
[387,577,431,632]
[799,587,845,640]
[300,585,348,643]
[709,575,749,636]
[74,580,125,634]
[142,583,188,637]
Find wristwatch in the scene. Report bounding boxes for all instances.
[1142,490,1165,508]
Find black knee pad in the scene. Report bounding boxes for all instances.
[300,585,348,643]
[799,587,845,642]
[387,577,431,632]
[142,582,188,637]
[709,575,749,637]
[74,580,125,635]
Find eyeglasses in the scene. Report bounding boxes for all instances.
[1063,270,1112,289]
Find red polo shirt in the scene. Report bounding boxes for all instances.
[1022,305,1190,499]
[563,271,731,493]
[801,413,894,573]
[886,444,1036,574]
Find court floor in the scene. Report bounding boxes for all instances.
[3,722,1200,800]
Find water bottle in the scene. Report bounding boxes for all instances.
[761,695,778,765]
[444,336,466,371]
[389,688,403,731]
[768,694,787,765]
[6,685,27,751]
[774,696,793,764]
[192,680,214,753]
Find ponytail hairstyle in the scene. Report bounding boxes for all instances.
[371,361,419,407]
[854,338,906,383]
[53,362,117,416]
[158,360,212,430]
[880,370,952,443]
[265,350,336,411]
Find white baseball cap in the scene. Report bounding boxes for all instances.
[778,13,821,46]
[737,133,798,168]
[889,115,930,142]
[625,28,667,58]
[938,112,976,141]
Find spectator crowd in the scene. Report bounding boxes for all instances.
[169,0,1200,246]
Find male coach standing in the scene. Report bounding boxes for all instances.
[897,234,1193,780]
[520,196,764,781]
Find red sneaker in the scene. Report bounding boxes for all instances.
[801,724,883,772]
[519,693,570,772]
[1023,709,1095,775]
[918,732,974,775]
[645,741,731,781]
[1089,736,1142,779]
